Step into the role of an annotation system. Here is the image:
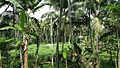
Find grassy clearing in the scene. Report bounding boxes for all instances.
[8,43,116,68]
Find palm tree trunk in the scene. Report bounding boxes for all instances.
[109,47,113,63]
[116,30,120,68]
[50,17,54,68]
[62,9,65,52]
[35,36,40,68]
[65,56,68,68]
[88,16,93,51]
[45,31,48,43]
[67,0,72,44]
[18,31,23,68]
[0,50,2,68]
[23,34,28,68]
[118,40,120,68]
[96,34,99,68]
[20,46,23,68]
[56,0,62,68]
[56,26,59,68]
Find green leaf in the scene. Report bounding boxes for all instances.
[34,3,51,11]
[0,37,6,43]
[5,38,14,42]
[15,40,22,47]
[0,37,14,43]
[19,11,26,32]
[0,26,15,31]
[14,24,22,31]
[63,51,67,59]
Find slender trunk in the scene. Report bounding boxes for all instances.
[53,33,55,44]
[96,34,99,68]
[56,26,59,68]
[117,30,120,68]
[63,31,67,68]
[18,31,23,68]
[66,57,68,68]
[110,39,114,63]
[45,31,48,43]
[23,34,28,68]
[64,32,66,43]
[56,0,62,68]
[16,11,23,68]
[50,17,54,68]
[109,47,113,63]
[88,6,94,52]
[20,46,23,68]
[0,50,2,68]
[96,2,100,67]
[118,40,120,68]
[89,19,93,51]
[62,9,65,52]
[20,47,23,68]
[79,25,82,45]
[62,31,65,52]
[35,36,40,68]
[67,0,72,44]
[118,41,120,68]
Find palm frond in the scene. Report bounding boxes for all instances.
[90,17,103,34]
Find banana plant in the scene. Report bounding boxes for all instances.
[0,0,49,68]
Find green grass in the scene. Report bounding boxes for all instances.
[8,43,117,68]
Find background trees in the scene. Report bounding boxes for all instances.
[0,0,120,68]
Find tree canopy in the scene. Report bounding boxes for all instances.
[0,0,120,68]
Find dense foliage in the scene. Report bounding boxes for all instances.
[0,0,120,68]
